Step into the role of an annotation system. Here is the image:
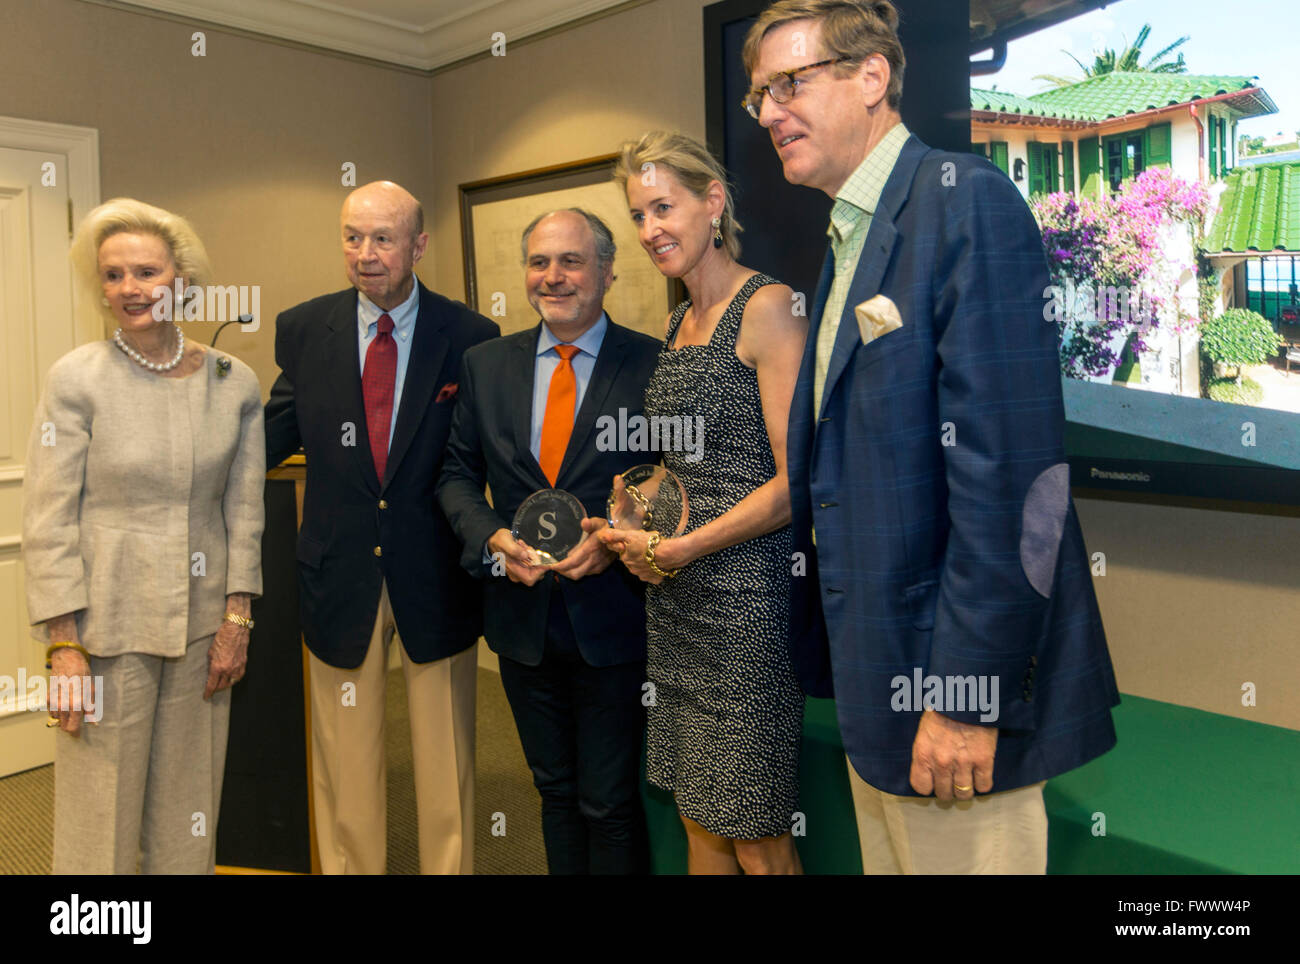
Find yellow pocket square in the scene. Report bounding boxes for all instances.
[854,295,904,345]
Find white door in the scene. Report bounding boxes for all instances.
[0,123,100,777]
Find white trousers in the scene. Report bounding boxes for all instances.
[53,635,229,874]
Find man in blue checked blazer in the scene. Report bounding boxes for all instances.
[744,0,1119,874]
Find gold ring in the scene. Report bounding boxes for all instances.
[953,783,972,792]
[45,715,60,728]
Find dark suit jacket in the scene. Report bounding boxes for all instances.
[788,134,1120,795]
[437,318,660,667]
[265,281,499,668]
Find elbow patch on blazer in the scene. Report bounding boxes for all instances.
[1020,463,1070,598]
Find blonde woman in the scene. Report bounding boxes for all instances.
[23,198,264,874]
[602,132,808,874]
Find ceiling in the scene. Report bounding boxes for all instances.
[110,0,1124,73]
[109,0,639,71]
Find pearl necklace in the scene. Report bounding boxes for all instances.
[113,326,185,372]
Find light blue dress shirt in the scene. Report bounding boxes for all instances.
[357,277,420,450]
[529,313,608,463]
[482,314,609,564]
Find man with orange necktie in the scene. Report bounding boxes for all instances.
[266,181,498,874]
[438,209,660,873]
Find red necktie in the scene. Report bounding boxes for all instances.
[539,344,579,486]
[362,313,396,483]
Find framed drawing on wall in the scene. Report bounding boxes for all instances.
[459,155,680,341]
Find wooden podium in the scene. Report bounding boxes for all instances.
[215,458,318,874]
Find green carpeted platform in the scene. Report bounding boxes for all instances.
[643,694,1300,874]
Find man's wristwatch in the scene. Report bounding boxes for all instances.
[223,612,255,629]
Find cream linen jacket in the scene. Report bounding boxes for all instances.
[23,341,265,657]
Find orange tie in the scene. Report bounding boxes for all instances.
[539,344,580,486]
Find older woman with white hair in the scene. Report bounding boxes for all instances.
[23,198,264,874]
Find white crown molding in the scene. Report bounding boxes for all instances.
[111,0,636,70]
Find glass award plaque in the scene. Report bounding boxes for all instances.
[511,489,587,566]
[605,464,689,537]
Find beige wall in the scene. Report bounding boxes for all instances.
[4,0,1296,730]
[427,0,710,303]
[1076,497,1300,729]
[0,0,434,395]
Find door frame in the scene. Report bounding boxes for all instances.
[0,116,101,349]
[0,116,99,777]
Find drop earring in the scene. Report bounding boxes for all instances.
[711,216,723,249]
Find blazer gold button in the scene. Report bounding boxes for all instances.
[373,546,382,557]
[378,499,388,509]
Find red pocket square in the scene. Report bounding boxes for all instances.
[436,382,459,403]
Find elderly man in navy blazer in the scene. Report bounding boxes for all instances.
[265,181,498,874]
[744,0,1120,873]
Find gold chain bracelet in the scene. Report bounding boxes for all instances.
[624,481,655,530]
[644,532,679,579]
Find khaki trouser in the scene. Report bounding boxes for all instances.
[309,581,476,875]
[846,755,1047,874]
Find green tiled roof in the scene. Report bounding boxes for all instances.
[1205,162,1300,253]
[1033,72,1264,120]
[971,73,1268,123]
[970,87,1072,119]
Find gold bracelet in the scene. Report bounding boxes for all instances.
[223,612,255,629]
[45,641,91,670]
[644,532,679,579]
[623,481,655,530]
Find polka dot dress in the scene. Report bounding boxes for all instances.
[643,273,804,840]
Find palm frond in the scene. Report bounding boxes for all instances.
[1144,35,1191,69]
[1033,73,1084,88]
[1064,50,1093,77]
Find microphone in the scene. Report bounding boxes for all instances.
[211,314,256,347]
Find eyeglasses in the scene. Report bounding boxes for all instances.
[741,57,852,120]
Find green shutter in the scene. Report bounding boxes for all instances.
[990,141,1009,175]
[1027,142,1046,196]
[1220,117,1229,175]
[1208,116,1218,177]
[1062,139,1075,194]
[1079,136,1101,196]
[970,142,988,157]
[1147,122,1172,169]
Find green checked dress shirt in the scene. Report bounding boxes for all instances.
[813,122,911,418]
